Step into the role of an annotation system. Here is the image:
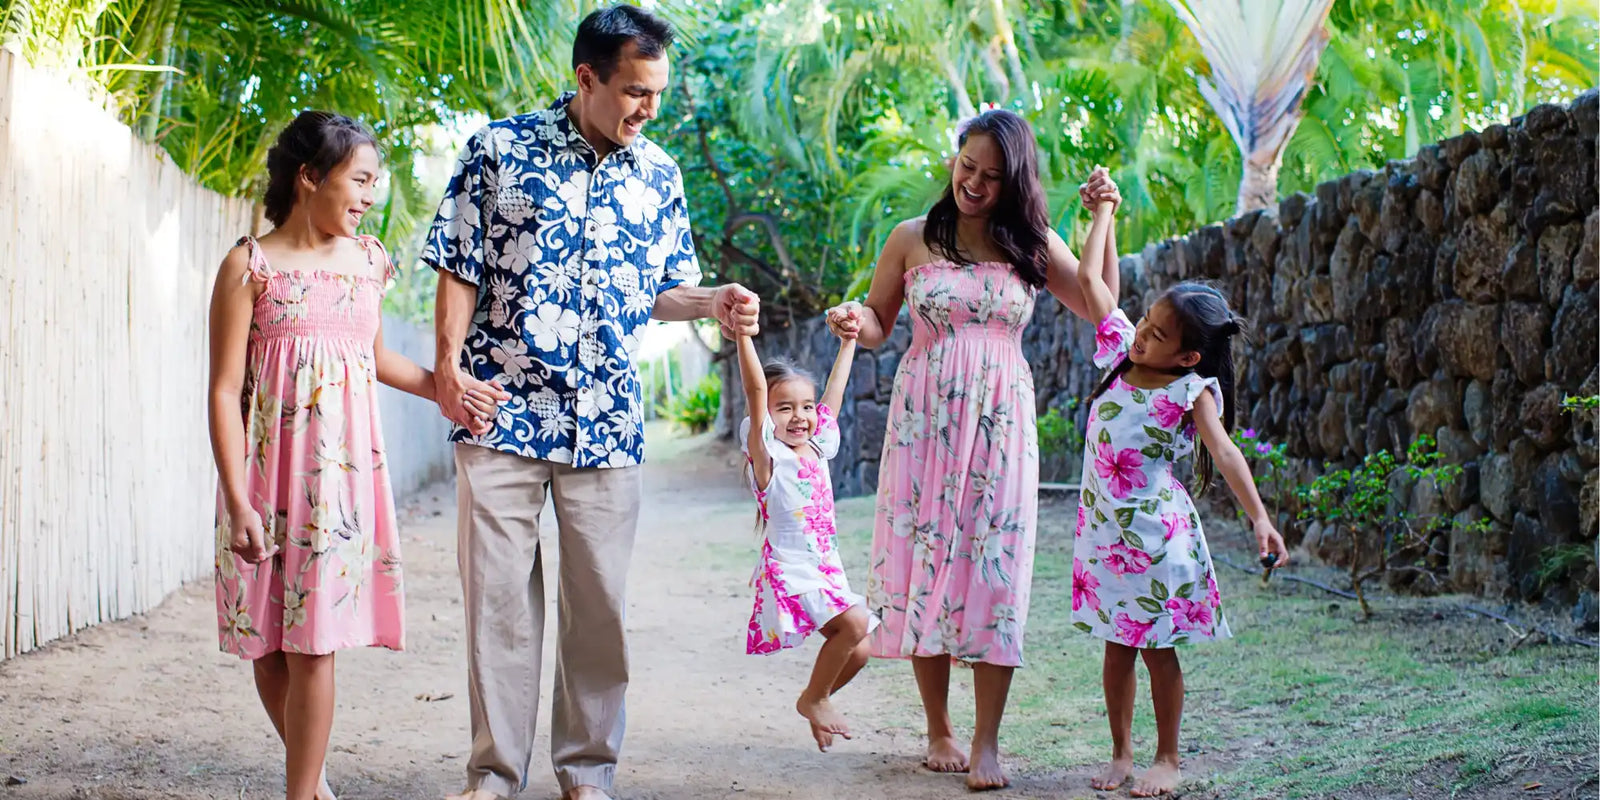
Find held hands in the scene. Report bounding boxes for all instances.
[1079,166,1123,214]
[824,301,863,341]
[439,369,512,436]
[714,283,761,338]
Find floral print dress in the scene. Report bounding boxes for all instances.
[867,261,1038,667]
[740,404,875,655]
[1071,309,1232,648]
[215,236,405,660]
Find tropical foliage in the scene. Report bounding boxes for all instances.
[5,0,1595,318]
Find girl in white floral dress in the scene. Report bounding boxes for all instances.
[207,111,503,800]
[1070,168,1289,798]
[735,327,877,754]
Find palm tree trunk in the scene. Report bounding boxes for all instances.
[138,0,179,140]
[1237,152,1281,215]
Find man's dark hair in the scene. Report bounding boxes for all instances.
[572,5,676,82]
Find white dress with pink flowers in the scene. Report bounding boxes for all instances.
[1071,309,1233,648]
[739,404,875,655]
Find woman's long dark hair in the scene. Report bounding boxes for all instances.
[1088,283,1243,493]
[923,109,1051,288]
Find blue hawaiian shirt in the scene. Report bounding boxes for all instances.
[421,92,701,468]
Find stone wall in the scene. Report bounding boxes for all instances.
[721,91,1598,606]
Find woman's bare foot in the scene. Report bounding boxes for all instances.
[1091,757,1135,790]
[924,735,970,772]
[1131,759,1182,797]
[965,741,1008,791]
[796,694,852,740]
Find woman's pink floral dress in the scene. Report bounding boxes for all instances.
[740,404,875,654]
[1071,309,1232,648]
[215,235,405,660]
[867,261,1038,667]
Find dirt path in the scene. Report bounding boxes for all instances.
[0,429,1097,800]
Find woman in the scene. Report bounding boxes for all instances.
[826,109,1120,790]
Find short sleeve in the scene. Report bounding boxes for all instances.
[420,126,497,287]
[1183,375,1225,419]
[1093,308,1137,369]
[655,166,701,295]
[812,403,841,460]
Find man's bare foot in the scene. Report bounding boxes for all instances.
[965,741,1008,791]
[924,735,970,773]
[563,787,613,800]
[1131,759,1182,797]
[1091,757,1135,791]
[796,694,852,739]
[444,790,505,800]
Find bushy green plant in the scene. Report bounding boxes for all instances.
[666,375,721,435]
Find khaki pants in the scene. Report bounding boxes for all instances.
[453,443,642,797]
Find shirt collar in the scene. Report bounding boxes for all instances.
[552,91,640,166]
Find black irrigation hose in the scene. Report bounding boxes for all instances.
[1212,556,1599,649]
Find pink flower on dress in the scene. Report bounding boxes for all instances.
[1094,441,1148,499]
[1095,317,1129,363]
[1206,572,1222,609]
[1114,613,1155,648]
[1153,395,1185,428]
[1072,559,1101,612]
[1074,506,1087,539]
[1161,513,1189,542]
[1166,596,1214,632]
[1102,541,1153,576]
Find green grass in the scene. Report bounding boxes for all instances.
[826,493,1600,799]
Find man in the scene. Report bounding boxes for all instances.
[421,6,759,800]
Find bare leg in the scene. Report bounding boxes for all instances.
[1092,642,1138,791]
[283,652,337,800]
[253,653,336,800]
[1132,648,1184,797]
[912,655,968,772]
[829,637,871,695]
[966,663,1013,791]
[798,606,871,751]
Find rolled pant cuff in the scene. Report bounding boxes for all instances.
[556,765,616,795]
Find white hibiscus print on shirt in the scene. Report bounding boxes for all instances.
[615,177,663,225]
[524,302,581,352]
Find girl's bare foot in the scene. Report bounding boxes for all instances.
[796,695,852,739]
[809,719,836,751]
[924,735,970,772]
[965,741,1008,791]
[1131,759,1182,797]
[316,776,337,800]
[1091,757,1135,790]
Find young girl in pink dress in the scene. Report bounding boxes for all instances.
[206,111,504,800]
[735,326,877,753]
[1071,167,1290,797]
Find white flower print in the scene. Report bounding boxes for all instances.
[555,171,591,218]
[524,302,580,352]
[615,177,662,225]
[491,338,535,380]
[444,190,480,247]
[497,231,540,274]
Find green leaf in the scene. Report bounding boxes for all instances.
[1098,402,1124,422]
[1176,582,1195,599]
[1145,425,1173,444]
[1142,442,1166,459]
[1121,529,1146,550]
[1099,428,1112,444]
[1115,507,1136,529]
[1151,551,1167,566]
[1130,388,1147,404]
[1151,579,1169,601]
[1095,508,1109,525]
[1097,609,1112,625]
[1136,596,1165,614]
[1074,621,1096,633]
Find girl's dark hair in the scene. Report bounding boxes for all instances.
[924,109,1051,288]
[262,111,377,227]
[762,357,816,396]
[1088,282,1244,494]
